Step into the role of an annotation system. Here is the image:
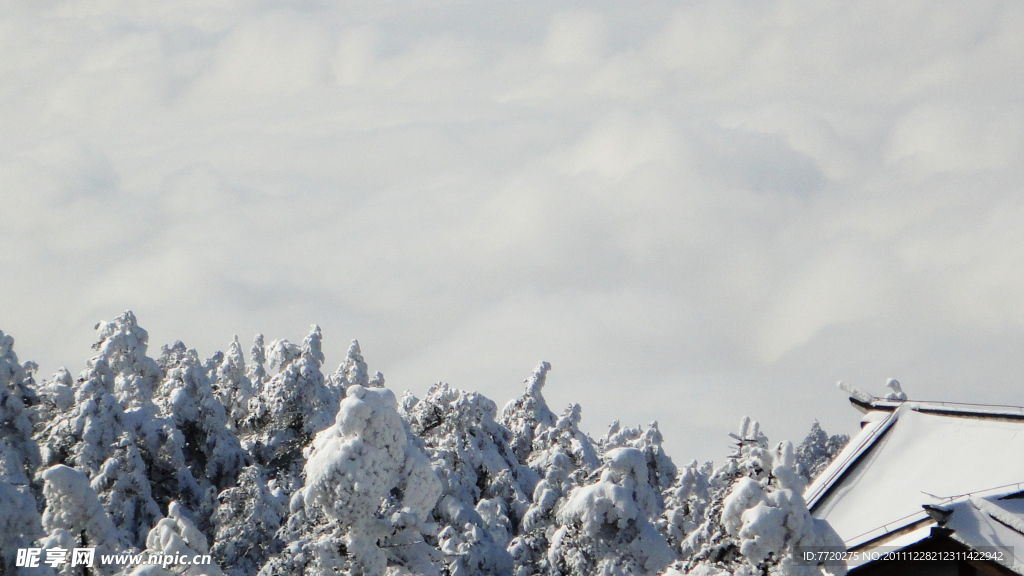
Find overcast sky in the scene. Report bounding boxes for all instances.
[3,0,1024,464]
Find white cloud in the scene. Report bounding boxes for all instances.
[193,12,333,103]
[543,11,607,67]
[886,101,1024,171]
[2,0,1024,463]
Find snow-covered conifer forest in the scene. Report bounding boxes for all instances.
[1,312,851,576]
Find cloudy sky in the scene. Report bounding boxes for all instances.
[3,0,1024,463]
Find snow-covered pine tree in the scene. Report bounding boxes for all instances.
[329,340,369,389]
[541,417,680,575]
[153,341,248,531]
[88,431,165,549]
[214,337,255,431]
[91,311,162,410]
[507,402,601,576]
[260,384,442,576]
[211,465,287,576]
[530,404,601,492]
[34,367,161,553]
[500,362,557,466]
[369,371,386,388]
[36,464,127,576]
[547,446,676,576]
[34,354,120,476]
[32,367,73,430]
[132,500,226,576]
[601,420,678,505]
[204,351,226,384]
[658,460,712,557]
[0,329,44,576]
[499,363,600,576]
[243,326,337,494]
[675,417,772,569]
[794,422,849,484]
[35,313,158,478]
[666,419,845,576]
[402,382,538,576]
[33,315,167,550]
[247,335,268,394]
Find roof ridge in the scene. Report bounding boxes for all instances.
[859,397,1024,415]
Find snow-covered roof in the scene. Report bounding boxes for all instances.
[945,492,1024,572]
[806,397,1024,569]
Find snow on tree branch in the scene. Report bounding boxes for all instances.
[0,314,848,576]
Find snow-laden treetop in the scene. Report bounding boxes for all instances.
[1,312,847,576]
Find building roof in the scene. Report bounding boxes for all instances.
[806,396,1024,573]
[946,492,1024,567]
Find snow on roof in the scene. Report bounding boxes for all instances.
[806,399,1024,551]
[945,492,1024,573]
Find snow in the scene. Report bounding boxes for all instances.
[842,491,1024,573]
[0,328,45,574]
[40,464,126,574]
[550,446,675,575]
[139,501,225,576]
[836,381,872,404]
[299,384,442,576]
[214,336,255,429]
[500,361,556,465]
[810,404,1024,547]
[92,311,161,410]
[3,312,860,576]
[403,381,532,575]
[941,492,1024,573]
[211,465,286,576]
[883,379,906,401]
